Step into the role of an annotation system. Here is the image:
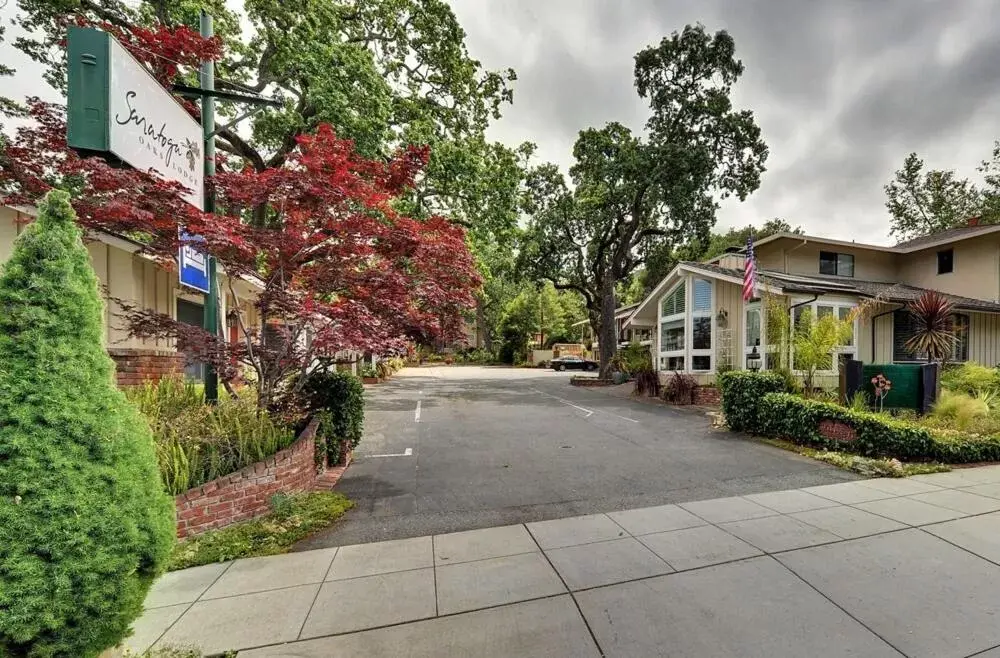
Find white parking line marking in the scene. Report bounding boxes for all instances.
[530,388,639,423]
[370,448,413,458]
[415,400,422,423]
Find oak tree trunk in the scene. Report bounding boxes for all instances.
[598,274,617,379]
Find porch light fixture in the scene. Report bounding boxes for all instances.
[747,346,761,372]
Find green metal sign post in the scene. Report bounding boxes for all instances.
[200,10,219,403]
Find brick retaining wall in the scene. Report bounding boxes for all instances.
[108,348,185,387]
[175,418,326,538]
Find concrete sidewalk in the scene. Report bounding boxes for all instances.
[131,466,1000,657]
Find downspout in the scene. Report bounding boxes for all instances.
[870,304,900,364]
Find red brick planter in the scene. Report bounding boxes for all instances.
[692,385,721,406]
[174,418,348,538]
[362,376,381,385]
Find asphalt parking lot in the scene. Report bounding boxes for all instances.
[297,366,856,549]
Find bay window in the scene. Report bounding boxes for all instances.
[656,277,714,373]
[658,283,685,371]
[791,299,858,373]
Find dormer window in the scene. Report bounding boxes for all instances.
[938,249,954,275]
[819,251,855,277]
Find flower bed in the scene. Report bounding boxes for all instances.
[174,418,338,538]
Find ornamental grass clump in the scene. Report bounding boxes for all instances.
[0,191,175,657]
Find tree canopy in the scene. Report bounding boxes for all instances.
[521,24,768,375]
[885,149,1000,241]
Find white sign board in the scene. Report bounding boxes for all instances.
[109,37,204,210]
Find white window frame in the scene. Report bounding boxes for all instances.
[689,278,714,373]
[658,280,686,372]
[790,297,859,375]
[743,301,765,370]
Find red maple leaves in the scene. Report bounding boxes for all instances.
[0,23,479,403]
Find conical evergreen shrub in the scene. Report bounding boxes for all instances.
[0,190,175,657]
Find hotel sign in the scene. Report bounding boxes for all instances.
[67,26,204,209]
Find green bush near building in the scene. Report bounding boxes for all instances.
[299,370,365,464]
[717,370,788,432]
[0,191,175,657]
[720,371,1000,465]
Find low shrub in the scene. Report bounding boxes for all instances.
[126,378,296,495]
[299,370,365,465]
[634,370,661,397]
[929,390,990,430]
[941,362,1000,397]
[759,392,1000,464]
[718,371,788,431]
[759,393,936,460]
[662,371,697,404]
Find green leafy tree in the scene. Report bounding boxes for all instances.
[0,17,23,118]
[884,152,990,241]
[638,218,798,296]
[522,25,768,377]
[793,308,854,393]
[0,191,175,657]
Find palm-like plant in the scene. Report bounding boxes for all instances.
[904,291,956,362]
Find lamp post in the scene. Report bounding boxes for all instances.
[747,345,761,372]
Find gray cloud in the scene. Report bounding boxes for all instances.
[450,0,1000,245]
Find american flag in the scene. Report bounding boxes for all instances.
[743,233,757,302]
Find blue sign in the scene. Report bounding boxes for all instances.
[178,231,210,293]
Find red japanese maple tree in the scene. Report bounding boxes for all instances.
[0,24,479,409]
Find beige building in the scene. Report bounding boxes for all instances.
[626,223,1000,386]
[1,205,263,385]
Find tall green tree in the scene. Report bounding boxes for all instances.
[0,19,22,118]
[0,191,174,657]
[522,25,767,377]
[884,152,989,241]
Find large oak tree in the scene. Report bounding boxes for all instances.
[521,25,768,377]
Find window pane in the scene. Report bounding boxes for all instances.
[838,253,855,277]
[692,317,712,350]
[766,352,781,370]
[661,284,685,317]
[893,310,923,361]
[746,308,761,347]
[692,355,711,371]
[660,318,685,352]
[839,307,855,346]
[660,355,685,371]
[817,305,834,319]
[819,251,837,275]
[953,314,969,361]
[692,279,712,312]
[938,249,954,275]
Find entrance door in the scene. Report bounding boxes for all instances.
[176,299,205,380]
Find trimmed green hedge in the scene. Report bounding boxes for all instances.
[759,393,936,460]
[717,371,788,432]
[758,393,1000,464]
[719,371,1000,464]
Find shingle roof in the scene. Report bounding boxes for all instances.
[894,224,1000,249]
[680,261,1000,313]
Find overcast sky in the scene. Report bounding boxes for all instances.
[4,0,1000,245]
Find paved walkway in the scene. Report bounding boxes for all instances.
[129,466,1000,657]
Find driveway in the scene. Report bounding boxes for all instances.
[298,366,856,549]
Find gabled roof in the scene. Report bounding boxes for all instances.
[680,262,1000,313]
[893,224,1000,250]
[626,260,1000,326]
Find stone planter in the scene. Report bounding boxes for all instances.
[571,376,612,387]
